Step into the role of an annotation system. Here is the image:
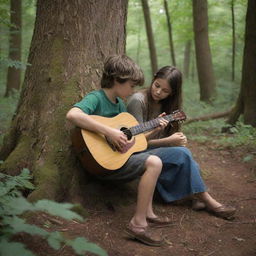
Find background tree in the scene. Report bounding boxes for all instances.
[0,0,128,201]
[231,0,236,82]
[183,40,192,78]
[227,0,256,127]
[192,0,216,102]
[163,0,176,66]
[141,0,158,75]
[5,0,21,97]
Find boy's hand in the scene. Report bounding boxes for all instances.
[106,128,128,152]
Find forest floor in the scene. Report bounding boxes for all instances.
[20,140,256,256]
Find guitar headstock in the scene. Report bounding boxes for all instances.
[171,110,187,122]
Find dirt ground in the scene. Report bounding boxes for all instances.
[20,140,256,256]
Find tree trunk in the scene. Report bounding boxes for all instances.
[231,0,236,82]
[136,12,142,65]
[183,40,191,79]
[0,0,128,201]
[192,0,216,102]
[5,0,22,97]
[141,0,158,75]
[163,0,176,66]
[227,0,256,127]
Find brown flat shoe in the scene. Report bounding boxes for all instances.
[147,216,173,227]
[207,205,236,220]
[125,224,163,246]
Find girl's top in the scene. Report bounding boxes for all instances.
[127,91,164,139]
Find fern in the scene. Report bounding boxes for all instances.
[0,168,108,256]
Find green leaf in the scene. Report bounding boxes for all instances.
[0,238,35,256]
[67,237,108,256]
[3,196,35,215]
[3,216,48,236]
[243,154,254,162]
[34,200,83,221]
[47,232,64,250]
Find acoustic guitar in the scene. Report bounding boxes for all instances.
[71,110,186,174]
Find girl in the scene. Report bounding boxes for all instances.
[127,66,236,219]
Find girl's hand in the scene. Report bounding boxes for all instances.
[106,128,128,152]
[154,112,169,132]
[166,132,187,147]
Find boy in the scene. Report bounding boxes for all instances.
[66,55,171,246]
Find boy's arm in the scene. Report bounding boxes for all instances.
[66,107,127,150]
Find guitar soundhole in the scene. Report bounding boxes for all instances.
[120,127,132,140]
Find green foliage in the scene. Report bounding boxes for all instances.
[127,0,247,85]
[183,115,256,152]
[182,78,256,153]
[0,169,108,256]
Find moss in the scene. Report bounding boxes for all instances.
[30,159,62,201]
[0,135,33,174]
[49,38,65,85]
[0,124,18,160]
[70,203,89,219]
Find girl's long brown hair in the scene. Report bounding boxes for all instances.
[145,66,183,135]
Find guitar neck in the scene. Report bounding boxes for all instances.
[130,114,175,136]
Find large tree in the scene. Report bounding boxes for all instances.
[227,0,256,127]
[192,0,216,102]
[0,0,128,201]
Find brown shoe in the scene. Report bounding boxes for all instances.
[147,216,174,227]
[207,205,236,219]
[125,223,163,246]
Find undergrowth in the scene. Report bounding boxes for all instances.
[0,168,107,256]
[182,79,256,156]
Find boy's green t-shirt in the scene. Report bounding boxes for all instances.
[74,89,127,117]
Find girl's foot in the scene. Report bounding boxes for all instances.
[206,204,236,219]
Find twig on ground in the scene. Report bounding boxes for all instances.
[179,214,185,229]
[205,251,216,256]
[235,197,256,202]
[42,213,63,225]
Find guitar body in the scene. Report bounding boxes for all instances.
[71,112,148,174]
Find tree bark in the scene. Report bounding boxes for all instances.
[227,0,256,127]
[192,0,216,102]
[0,0,128,201]
[141,0,158,75]
[163,0,176,66]
[183,40,191,79]
[5,0,22,97]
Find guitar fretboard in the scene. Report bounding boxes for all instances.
[129,115,174,136]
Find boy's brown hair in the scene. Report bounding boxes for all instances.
[101,55,144,88]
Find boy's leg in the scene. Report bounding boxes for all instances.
[130,155,162,227]
[125,155,166,246]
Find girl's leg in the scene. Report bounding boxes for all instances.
[196,191,236,218]
[196,192,222,208]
